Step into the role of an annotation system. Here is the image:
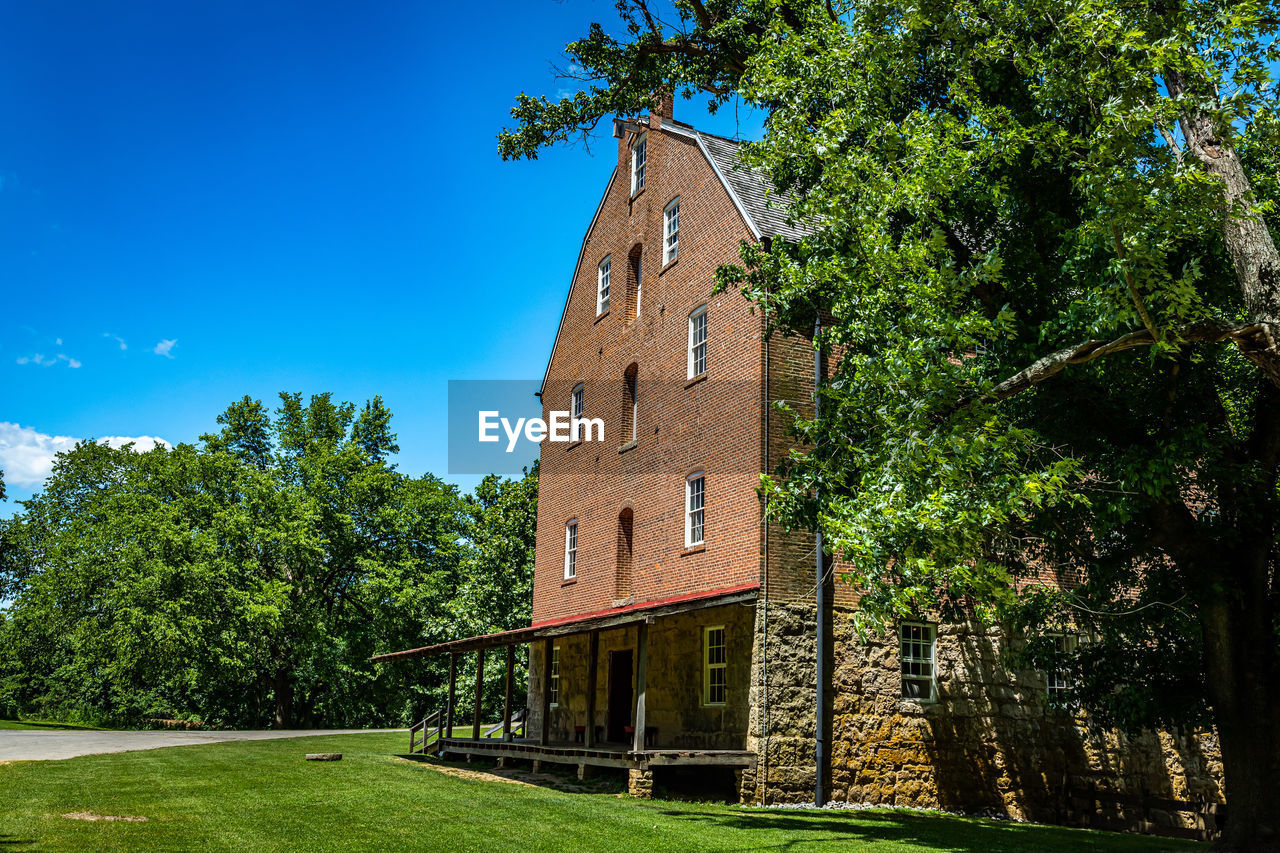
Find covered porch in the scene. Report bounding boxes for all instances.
[372,584,759,796]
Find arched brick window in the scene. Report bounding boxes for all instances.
[621,363,638,445]
[616,508,634,599]
[628,246,643,320]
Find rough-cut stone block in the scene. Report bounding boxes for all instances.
[627,768,653,798]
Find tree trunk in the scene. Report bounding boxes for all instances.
[1164,68,1280,386]
[273,668,293,729]
[1200,589,1280,851]
[1194,471,1280,853]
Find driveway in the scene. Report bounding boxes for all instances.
[0,728,403,762]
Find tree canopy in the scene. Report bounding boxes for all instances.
[0,394,536,731]
[504,1,1280,846]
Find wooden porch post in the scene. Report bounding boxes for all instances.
[503,644,515,742]
[585,630,599,748]
[540,638,553,746]
[446,652,458,739]
[472,648,485,741]
[632,619,649,754]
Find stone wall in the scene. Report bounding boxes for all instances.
[746,602,1225,829]
[526,602,754,749]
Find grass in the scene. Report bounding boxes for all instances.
[0,732,1204,852]
[0,720,105,731]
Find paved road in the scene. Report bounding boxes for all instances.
[0,729,403,762]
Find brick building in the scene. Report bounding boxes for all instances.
[375,101,1224,837]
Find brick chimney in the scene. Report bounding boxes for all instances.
[649,88,673,129]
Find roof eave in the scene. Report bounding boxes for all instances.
[537,167,619,399]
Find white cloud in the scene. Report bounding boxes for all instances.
[153,339,177,358]
[98,435,171,452]
[16,352,81,369]
[104,333,127,351]
[0,422,172,489]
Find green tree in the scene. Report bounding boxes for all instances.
[505,2,1280,846]
[199,392,464,727]
[0,394,479,730]
[454,465,539,716]
[0,441,275,726]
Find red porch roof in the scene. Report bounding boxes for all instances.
[369,582,759,662]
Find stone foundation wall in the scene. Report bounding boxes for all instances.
[746,602,1224,828]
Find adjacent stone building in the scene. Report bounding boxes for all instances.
[375,100,1224,838]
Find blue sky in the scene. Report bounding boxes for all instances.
[0,0,760,508]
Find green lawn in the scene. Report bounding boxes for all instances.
[0,720,105,731]
[0,732,1203,853]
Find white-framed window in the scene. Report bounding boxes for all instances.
[597,256,611,314]
[1047,634,1078,701]
[571,383,584,421]
[688,305,707,378]
[564,519,578,580]
[685,472,705,547]
[900,623,937,702]
[550,646,561,706]
[703,625,727,705]
[663,197,679,264]
[631,133,647,194]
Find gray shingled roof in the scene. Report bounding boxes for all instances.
[688,130,810,242]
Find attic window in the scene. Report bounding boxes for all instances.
[631,133,647,194]
[664,198,679,264]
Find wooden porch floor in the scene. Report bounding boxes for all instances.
[437,737,756,769]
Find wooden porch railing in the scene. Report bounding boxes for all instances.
[412,704,529,756]
[409,708,443,755]
[481,707,527,740]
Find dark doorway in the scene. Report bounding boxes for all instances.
[607,649,634,743]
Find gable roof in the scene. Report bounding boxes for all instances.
[536,119,803,398]
[664,122,809,243]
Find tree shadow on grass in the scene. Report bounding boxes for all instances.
[650,807,1198,853]
[0,835,35,847]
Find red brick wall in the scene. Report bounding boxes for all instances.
[532,112,767,624]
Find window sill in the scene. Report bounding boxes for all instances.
[685,372,707,389]
[565,440,583,451]
[700,702,727,709]
[680,544,706,557]
[594,309,610,324]
[630,187,645,203]
[561,578,578,587]
[618,439,638,454]
[659,256,678,275]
